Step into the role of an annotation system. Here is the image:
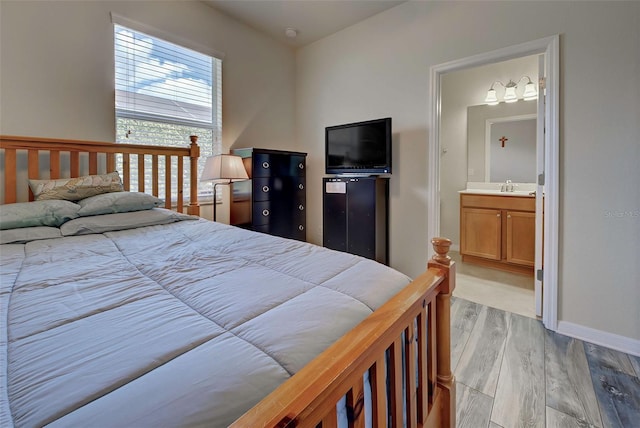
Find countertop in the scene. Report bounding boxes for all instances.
[459,189,535,197]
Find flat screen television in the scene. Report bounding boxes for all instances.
[325,117,392,175]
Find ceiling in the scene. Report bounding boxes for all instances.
[203,0,406,48]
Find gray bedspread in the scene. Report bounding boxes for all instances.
[0,219,410,427]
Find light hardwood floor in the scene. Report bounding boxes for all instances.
[451,297,640,428]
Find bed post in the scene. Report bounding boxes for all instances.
[428,237,456,428]
[188,135,200,216]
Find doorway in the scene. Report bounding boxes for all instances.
[427,36,560,330]
[443,55,539,318]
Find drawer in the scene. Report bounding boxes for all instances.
[290,155,306,176]
[290,223,306,241]
[252,200,276,225]
[251,201,306,226]
[252,153,306,177]
[292,200,306,217]
[252,153,283,177]
[252,177,306,203]
[252,153,288,177]
[252,177,284,202]
[293,176,306,195]
[253,222,306,241]
[460,194,535,211]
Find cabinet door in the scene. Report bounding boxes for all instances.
[346,179,377,260]
[506,211,535,266]
[461,208,501,260]
[323,182,347,252]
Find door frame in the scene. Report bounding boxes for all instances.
[427,35,560,330]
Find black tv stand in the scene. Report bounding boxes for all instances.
[322,176,389,265]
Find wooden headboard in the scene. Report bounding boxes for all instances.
[0,135,200,215]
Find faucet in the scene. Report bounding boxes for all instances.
[501,179,516,192]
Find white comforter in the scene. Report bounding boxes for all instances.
[0,219,410,427]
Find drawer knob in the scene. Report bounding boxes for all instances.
[262,209,270,217]
[508,215,512,218]
[298,204,304,211]
[298,163,304,170]
[497,214,501,217]
[298,183,304,190]
[298,225,304,231]
[262,161,270,169]
[262,185,270,193]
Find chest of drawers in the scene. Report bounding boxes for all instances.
[230,148,307,241]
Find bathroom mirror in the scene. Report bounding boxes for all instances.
[467,102,537,183]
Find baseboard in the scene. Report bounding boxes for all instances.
[557,321,640,357]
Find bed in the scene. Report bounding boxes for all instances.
[0,135,456,428]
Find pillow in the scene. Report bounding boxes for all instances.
[0,226,62,244]
[60,208,198,236]
[78,192,163,216]
[0,200,81,230]
[29,171,124,201]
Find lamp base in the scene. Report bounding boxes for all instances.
[213,182,221,222]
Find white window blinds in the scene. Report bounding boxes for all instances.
[114,23,222,200]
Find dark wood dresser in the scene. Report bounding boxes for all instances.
[230,148,307,241]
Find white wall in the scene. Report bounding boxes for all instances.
[0,0,296,215]
[296,1,640,342]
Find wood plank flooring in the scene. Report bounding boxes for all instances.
[544,330,603,426]
[451,297,640,427]
[455,306,510,396]
[491,314,545,428]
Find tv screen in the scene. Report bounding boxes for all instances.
[325,117,392,175]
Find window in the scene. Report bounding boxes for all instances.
[114,23,222,200]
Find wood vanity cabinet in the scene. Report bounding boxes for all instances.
[460,193,535,275]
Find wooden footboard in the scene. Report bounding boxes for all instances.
[0,135,201,215]
[232,238,456,428]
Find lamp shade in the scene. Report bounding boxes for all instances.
[484,88,499,105]
[523,81,538,101]
[200,154,248,182]
[503,81,518,103]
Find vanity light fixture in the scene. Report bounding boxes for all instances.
[485,76,538,105]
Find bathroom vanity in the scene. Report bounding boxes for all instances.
[459,190,535,275]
